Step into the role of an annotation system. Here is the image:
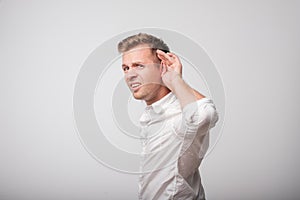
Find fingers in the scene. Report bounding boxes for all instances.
[161,61,175,75]
[161,61,167,75]
[156,49,174,65]
[167,53,180,63]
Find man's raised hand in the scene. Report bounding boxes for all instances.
[156,49,183,91]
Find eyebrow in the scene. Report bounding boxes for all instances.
[122,61,145,68]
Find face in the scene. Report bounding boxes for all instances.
[122,45,169,105]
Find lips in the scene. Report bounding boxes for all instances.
[129,82,142,92]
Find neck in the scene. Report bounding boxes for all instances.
[145,87,171,105]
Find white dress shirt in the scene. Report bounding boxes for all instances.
[138,92,218,200]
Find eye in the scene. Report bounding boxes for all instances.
[138,64,145,69]
[122,66,129,72]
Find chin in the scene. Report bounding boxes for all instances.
[133,92,144,100]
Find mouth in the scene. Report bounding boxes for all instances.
[129,82,142,92]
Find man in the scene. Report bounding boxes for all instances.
[118,33,218,200]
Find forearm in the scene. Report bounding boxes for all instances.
[169,75,205,109]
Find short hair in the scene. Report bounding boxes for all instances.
[117,33,170,54]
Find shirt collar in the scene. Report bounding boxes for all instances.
[139,92,177,125]
[150,92,175,114]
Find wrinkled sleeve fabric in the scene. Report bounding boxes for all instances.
[181,98,219,135]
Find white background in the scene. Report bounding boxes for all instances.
[0,0,299,199]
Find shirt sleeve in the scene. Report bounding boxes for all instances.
[180,98,219,134]
[176,98,219,179]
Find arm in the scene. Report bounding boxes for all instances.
[156,50,205,109]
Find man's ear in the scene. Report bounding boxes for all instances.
[155,52,162,62]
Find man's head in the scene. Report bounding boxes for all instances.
[118,33,171,105]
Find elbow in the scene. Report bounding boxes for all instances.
[183,100,218,130]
